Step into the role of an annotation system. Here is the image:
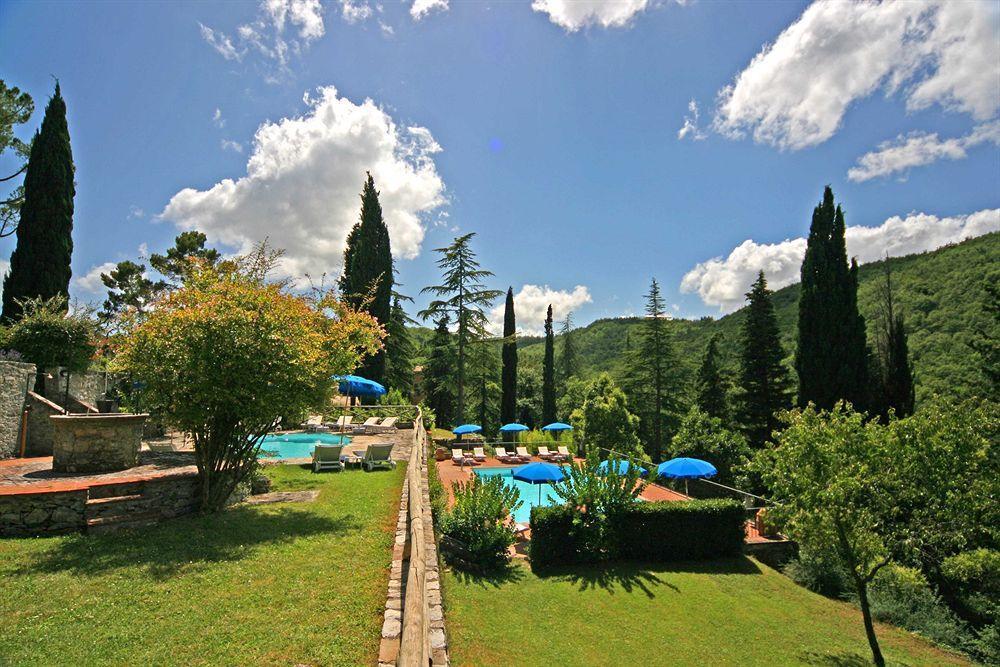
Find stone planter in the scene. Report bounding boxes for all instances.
[50,413,148,473]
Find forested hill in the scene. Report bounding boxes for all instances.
[409,232,999,405]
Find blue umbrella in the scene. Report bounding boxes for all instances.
[597,459,648,477]
[333,375,387,397]
[541,422,573,431]
[499,423,529,432]
[452,424,482,436]
[512,462,566,503]
[656,457,717,496]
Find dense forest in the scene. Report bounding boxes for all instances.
[411,231,999,406]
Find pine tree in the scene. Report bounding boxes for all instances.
[339,173,393,383]
[423,316,455,427]
[738,272,793,448]
[500,286,518,423]
[384,297,415,395]
[99,260,163,323]
[2,83,74,323]
[149,231,219,286]
[970,279,1000,401]
[795,186,868,410]
[873,260,915,418]
[419,233,501,423]
[558,310,579,388]
[696,333,728,422]
[542,304,557,424]
[624,278,684,461]
[0,80,34,237]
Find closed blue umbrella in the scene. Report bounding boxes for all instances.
[512,462,566,504]
[596,459,648,477]
[452,424,482,436]
[656,457,717,496]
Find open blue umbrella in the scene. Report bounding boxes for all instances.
[596,459,648,477]
[333,375,387,397]
[512,462,566,503]
[541,422,573,431]
[656,457,717,495]
[499,423,529,432]
[452,424,482,436]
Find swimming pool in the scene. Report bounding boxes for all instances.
[475,467,564,524]
[257,432,352,460]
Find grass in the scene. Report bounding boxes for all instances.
[0,463,405,666]
[443,558,971,667]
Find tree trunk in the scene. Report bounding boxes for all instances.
[855,577,885,667]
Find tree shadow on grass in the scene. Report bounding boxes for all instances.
[15,505,360,581]
[447,561,526,589]
[798,650,879,666]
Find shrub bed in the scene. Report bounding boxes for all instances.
[529,505,580,567]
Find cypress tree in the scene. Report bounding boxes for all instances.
[558,311,579,388]
[423,315,455,427]
[542,304,556,424]
[339,173,393,383]
[795,186,868,410]
[2,83,74,323]
[696,333,728,422]
[738,272,793,448]
[500,287,518,423]
[872,260,914,418]
[384,297,415,395]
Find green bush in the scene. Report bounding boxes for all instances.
[441,474,522,570]
[529,504,579,567]
[784,545,852,598]
[427,454,447,530]
[617,499,745,562]
[1,296,97,373]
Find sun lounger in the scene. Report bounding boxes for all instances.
[473,447,488,462]
[537,446,558,461]
[351,417,380,433]
[302,415,330,432]
[312,444,345,473]
[516,446,534,461]
[557,446,572,460]
[329,415,352,429]
[362,443,396,471]
[493,446,519,464]
[368,416,398,434]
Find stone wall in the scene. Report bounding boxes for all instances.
[0,360,36,458]
[25,392,65,457]
[40,368,108,408]
[0,489,87,536]
[51,414,147,473]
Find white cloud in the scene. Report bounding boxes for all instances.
[848,120,1000,182]
[200,0,325,69]
[531,0,651,32]
[379,20,395,36]
[341,0,372,24]
[212,108,226,128]
[410,0,448,21]
[490,284,593,336]
[161,85,447,284]
[713,0,1000,150]
[220,139,245,153]
[127,205,145,220]
[74,262,118,295]
[681,208,1000,312]
[677,99,706,141]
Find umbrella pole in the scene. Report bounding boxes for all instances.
[685,479,689,496]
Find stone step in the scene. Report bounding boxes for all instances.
[85,493,144,507]
[85,494,155,521]
[88,482,144,499]
[85,510,162,534]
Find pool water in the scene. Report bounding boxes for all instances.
[475,467,563,524]
[257,432,352,460]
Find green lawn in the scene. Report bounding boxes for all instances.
[444,559,970,666]
[0,464,405,666]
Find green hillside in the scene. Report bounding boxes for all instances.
[410,232,998,406]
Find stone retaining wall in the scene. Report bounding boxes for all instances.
[25,392,64,456]
[0,361,35,458]
[0,489,88,536]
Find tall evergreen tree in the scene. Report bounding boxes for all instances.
[419,233,501,423]
[624,278,684,461]
[795,186,868,410]
[970,279,1000,401]
[738,272,793,448]
[542,304,557,424]
[558,310,579,388]
[696,333,728,422]
[469,332,500,434]
[2,83,74,323]
[339,173,393,383]
[384,297,415,396]
[500,286,518,423]
[872,260,915,418]
[423,316,455,427]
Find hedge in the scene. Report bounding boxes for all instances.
[530,499,745,568]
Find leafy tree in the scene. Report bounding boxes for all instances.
[420,233,501,422]
[795,186,869,411]
[442,474,522,569]
[556,375,588,427]
[558,310,580,388]
[500,286,517,423]
[99,260,164,323]
[149,230,220,286]
[571,373,642,460]
[339,173,393,383]
[738,272,792,448]
[384,297,415,395]
[517,365,542,427]
[2,83,74,323]
[0,80,33,238]
[542,304,556,424]
[624,278,683,460]
[872,259,915,418]
[423,315,456,428]
[970,278,1000,401]
[696,333,728,422]
[112,246,383,512]
[469,332,500,435]
[670,407,749,486]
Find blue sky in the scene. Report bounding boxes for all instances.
[2,0,998,333]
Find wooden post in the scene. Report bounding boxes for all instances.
[399,410,431,666]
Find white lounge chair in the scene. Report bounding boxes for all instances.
[516,446,534,461]
[302,415,328,432]
[330,415,353,430]
[557,446,573,461]
[537,446,558,461]
[493,446,519,464]
[312,444,345,473]
[473,447,488,462]
[363,443,396,471]
[368,416,398,434]
[352,417,380,434]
